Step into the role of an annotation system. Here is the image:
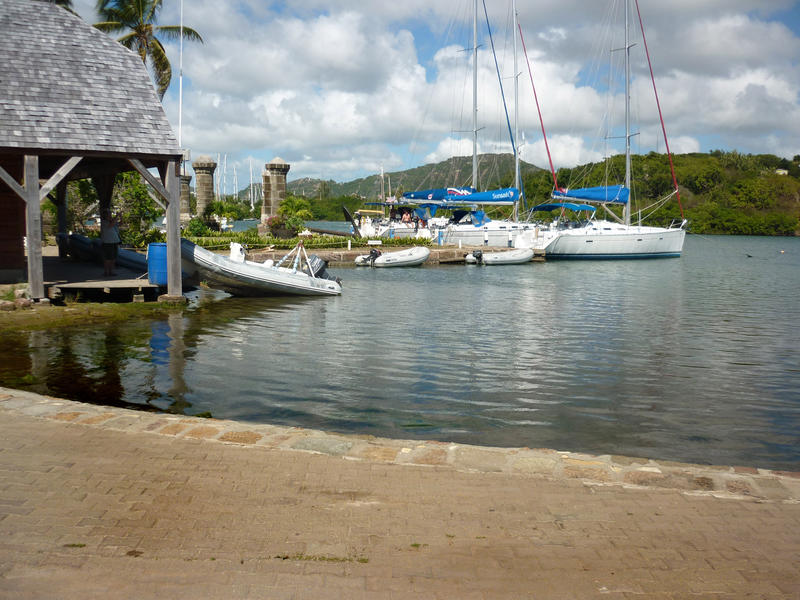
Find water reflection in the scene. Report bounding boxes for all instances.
[0,236,798,470]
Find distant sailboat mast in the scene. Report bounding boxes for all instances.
[472,0,479,190]
[233,165,238,202]
[249,159,254,211]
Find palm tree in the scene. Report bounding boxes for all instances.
[94,0,202,99]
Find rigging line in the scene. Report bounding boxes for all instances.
[517,21,559,193]
[481,0,526,211]
[633,0,683,219]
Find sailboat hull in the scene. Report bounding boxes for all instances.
[438,222,538,247]
[544,224,685,259]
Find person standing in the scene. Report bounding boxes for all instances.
[101,209,121,276]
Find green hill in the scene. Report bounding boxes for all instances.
[278,150,800,235]
[287,153,541,199]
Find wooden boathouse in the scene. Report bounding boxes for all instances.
[0,0,183,300]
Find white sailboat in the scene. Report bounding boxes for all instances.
[528,0,687,259]
[403,0,535,248]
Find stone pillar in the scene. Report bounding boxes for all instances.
[261,157,290,223]
[179,174,192,223]
[191,156,217,218]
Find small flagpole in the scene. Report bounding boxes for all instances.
[178,0,184,173]
[178,0,184,145]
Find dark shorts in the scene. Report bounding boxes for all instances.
[101,243,119,261]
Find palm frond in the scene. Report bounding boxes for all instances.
[156,25,203,44]
[149,37,172,99]
[93,20,126,34]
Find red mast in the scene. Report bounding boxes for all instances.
[518,23,561,193]
[634,0,684,219]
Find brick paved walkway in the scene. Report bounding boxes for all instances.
[1,388,798,599]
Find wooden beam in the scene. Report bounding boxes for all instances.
[0,164,25,201]
[39,156,83,201]
[146,187,167,211]
[129,159,169,204]
[24,156,44,299]
[165,160,182,297]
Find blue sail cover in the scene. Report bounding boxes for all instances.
[552,185,629,204]
[404,187,476,201]
[458,187,518,204]
[404,187,519,205]
[532,202,597,212]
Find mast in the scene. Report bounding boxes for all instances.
[233,166,238,202]
[513,0,519,221]
[249,159,254,211]
[472,0,478,190]
[178,0,184,173]
[623,0,632,226]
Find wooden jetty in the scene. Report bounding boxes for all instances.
[42,254,161,303]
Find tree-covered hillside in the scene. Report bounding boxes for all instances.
[526,150,799,235]
[288,153,540,199]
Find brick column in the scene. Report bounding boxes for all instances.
[179,174,192,223]
[191,156,217,218]
[261,157,290,223]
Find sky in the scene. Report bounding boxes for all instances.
[73,0,800,192]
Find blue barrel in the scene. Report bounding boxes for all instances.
[147,243,168,285]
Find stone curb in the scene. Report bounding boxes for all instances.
[2,386,798,503]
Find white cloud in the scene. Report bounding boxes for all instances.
[76,0,800,184]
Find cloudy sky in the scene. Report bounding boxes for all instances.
[73,0,800,191]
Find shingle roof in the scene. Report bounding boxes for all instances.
[0,0,181,158]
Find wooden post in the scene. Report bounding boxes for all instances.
[24,155,44,299]
[165,160,182,298]
[56,181,68,259]
[55,181,68,231]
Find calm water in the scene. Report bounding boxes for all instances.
[2,235,798,469]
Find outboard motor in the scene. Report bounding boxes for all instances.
[368,248,382,266]
[305,254,342,285]
[472,249,484,265]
